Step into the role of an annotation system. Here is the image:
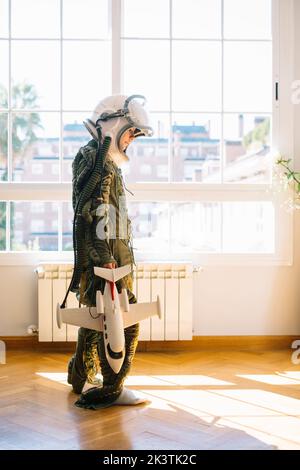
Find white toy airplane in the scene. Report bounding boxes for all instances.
[57,264,161,374]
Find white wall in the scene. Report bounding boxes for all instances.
[1,1,300,337]
[0,266,37,336]
[193,244,300,335]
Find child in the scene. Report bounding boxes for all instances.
[67,94,153,409]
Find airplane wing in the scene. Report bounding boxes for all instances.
[123,298,162,326]
[94,264,132,283]
[57,304,104,332]
[57,296,161,332]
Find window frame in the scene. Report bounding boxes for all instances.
[0,0,294,266]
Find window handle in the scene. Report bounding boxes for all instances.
[275,81,279,101]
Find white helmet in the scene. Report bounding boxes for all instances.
[83,94,154,163]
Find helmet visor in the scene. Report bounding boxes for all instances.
[125,95,154,137]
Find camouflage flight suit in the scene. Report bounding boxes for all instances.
[68,139,140,408]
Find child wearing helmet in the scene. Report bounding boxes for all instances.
[67,95,153,409]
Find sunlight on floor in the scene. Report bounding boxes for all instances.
[278,371,300,382]
[237,374,300,385]
[36,372,234,387]
[125,375,235,386]
[211,388,300,415]
[35,371,300,448]
[143,388,300,447]
[36,372,70,385]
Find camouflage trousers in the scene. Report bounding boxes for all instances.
[68,290,139,406]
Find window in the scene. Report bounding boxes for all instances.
[0,0,294,266]
[140,164,152,176]
[51,163,59,175]
[157,164,168,179]
[30,219,45,233]
[122,0,272,184]
[52,219,58,231]
[10,201,58,251]
[121,0,293,265]
[31,202,44,213]
[32,163,43,175]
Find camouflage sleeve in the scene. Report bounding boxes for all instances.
[92,159,116,266]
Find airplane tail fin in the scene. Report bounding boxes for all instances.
[94,264,132,283]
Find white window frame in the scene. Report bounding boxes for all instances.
[0,0,294,266]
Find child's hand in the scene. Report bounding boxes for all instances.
[102,262,116,269]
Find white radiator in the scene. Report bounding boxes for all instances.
[36,263,193,342]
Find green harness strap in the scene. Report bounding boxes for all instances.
[60,135,111,309]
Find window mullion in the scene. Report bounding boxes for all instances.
[58,201,62,252]
[8,0,12,183]
[59,0,63,183]
[6,201,10,251]
[220,0,224,254]
[111,0,121,94]
[169,0,172,183]
[272,0,280,160]
[221,0,224,185]
[7,0,11,251]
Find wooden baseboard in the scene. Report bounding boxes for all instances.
[1,335,299,352]
[0,336,75,351]
[137,335,300,352]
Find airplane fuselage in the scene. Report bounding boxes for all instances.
[101,280,125,374]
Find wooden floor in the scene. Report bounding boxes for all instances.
[0,347,300,450]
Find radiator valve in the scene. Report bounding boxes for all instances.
[27,324,39,335]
